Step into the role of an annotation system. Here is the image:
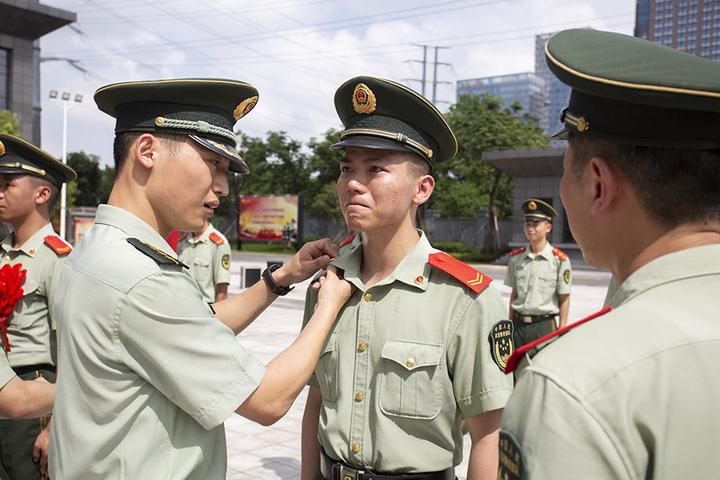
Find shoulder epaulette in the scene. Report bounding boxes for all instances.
[552,247,568,261]
[508,247,526,257]
[43,235,72,255]
[127,238,187,268]
[176,232,189,242]
[209,232,224,245]
[338,234,356,249]
[504,306,612,374]
[428,251,492,294]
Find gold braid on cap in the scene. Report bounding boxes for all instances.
[154,117,238,146]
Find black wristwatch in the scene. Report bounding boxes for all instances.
[262,264,294,296]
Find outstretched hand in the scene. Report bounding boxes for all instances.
[314,265,354,313]
[278,238,338,286]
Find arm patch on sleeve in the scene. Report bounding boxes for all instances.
[499,430,526,480]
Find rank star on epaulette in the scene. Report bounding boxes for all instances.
[428,252,492,294]
[127,238,187,268]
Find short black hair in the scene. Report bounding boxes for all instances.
[113,132,186,172]
[568,133,720,226]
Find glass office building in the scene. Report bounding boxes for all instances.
[635,0,720,61]
[456,72,547,125]
[534,32,571,136]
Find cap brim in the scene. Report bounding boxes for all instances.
[551,127,569,140]
[189,134,249,174]
[332,136,413,154]
[524,213,553,221]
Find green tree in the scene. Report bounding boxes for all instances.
[67,151,103,207]
[305,128,344,227]
[0,110,20,135]
[438,94,549,252]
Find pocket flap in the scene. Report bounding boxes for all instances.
[21,278,39,297]
[381,341,443,371]
[321,336,336,356]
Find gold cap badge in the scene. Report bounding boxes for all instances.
[233,95,259,121]
[352,83,376,114]
[0,141,4,157]
[528,201,537,210]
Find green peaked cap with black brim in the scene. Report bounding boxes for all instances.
[0,134,76,186]
[332,76,458,170]
[94,78,259,173]
[547,28,720,149]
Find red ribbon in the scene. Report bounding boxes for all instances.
[0,263,26,352]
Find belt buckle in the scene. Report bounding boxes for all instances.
[522,315,533,324]
[339,465,363,480]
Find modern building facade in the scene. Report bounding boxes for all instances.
[534,32,571,136]
[0,0,76,144]
[456,72,547,125]
[635,0,720,61]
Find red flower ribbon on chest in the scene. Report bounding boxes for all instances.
[0,263,27,352]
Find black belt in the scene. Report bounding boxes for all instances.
[320,449,454,480]
[513,312,557,324]
[12,364,56,377]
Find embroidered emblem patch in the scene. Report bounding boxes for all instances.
[233,95,259,120]
[563,269,570,284]
[498,431,526,480]
[489,320,514,372]
[222,254,230,270]
[352,83,376,114]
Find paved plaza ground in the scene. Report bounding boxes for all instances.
[223,252,612,479]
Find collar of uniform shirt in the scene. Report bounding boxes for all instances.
[94,204,177,258]
[525,242,554,261]
[0,222,54,258]
[607,244,720,308]
[330,230,433,292]
[188,225,213,245]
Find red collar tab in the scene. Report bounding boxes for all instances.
[43,236,72,255]
[552,247,568,261]
[209,232,224,245]
[338,234,356,249]
[504,306,612,374]
[428,252,492,294]
[177,232,189,242]
[508,247,526,257]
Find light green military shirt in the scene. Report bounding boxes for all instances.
[303,232,513,473]
[500,244,720,479]
[0,352,15,390]
[49,205,266,480]
[177,223,232,303]
[0,223,68,367]
[504,242,571,315]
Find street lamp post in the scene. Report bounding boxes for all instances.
[49,90,83,240]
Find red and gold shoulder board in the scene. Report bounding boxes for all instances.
[552,247,568,261]
[43,235,72,255]
[508,247,526,257]
[428,252,492,294]
[504,306,612,374]
[338,234,356,249]
[209,232,224,245]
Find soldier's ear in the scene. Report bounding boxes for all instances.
[133,134,159,170]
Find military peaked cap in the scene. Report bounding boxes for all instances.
[0,134,76,186]
[522,198,556,222]
[547,28,720,149]
[332,76,457,169]
[94,78,259,173]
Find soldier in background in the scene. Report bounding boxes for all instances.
[177,220,231,303]
[0,134,76,479]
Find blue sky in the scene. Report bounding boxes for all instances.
[39,0,634,166]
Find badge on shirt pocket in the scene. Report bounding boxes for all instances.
[488,320,514,372]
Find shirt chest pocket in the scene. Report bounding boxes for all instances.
[316,336,339,402]
[379,341,444,420]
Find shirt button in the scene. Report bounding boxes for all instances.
[354,391,365,402]
[405,357,416,368]
[351,444,361,454]
[363,292,373,302]
[357,341,368,352]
